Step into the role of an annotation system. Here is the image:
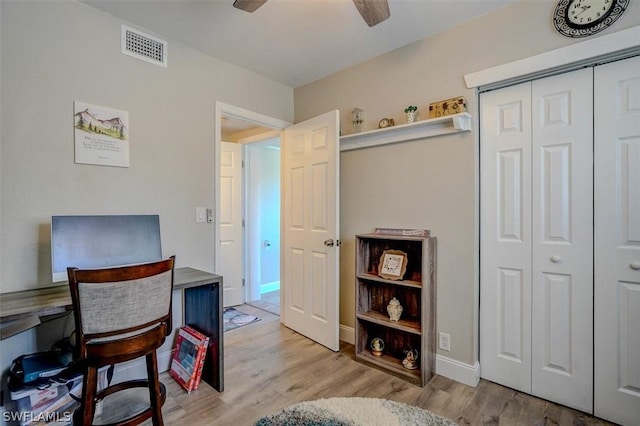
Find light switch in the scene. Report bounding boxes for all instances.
[195,207,206,223]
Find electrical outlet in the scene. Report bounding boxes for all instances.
[439,332,451,352]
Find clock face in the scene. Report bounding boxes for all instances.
[554,0,629,38]
[567,0,613,27]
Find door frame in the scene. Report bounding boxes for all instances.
[214,102,291,306]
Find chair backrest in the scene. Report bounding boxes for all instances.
[67,256,175,359]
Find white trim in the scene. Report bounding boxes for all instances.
[339,324,355,344]
[435,355,480,387]
[238,130,282,144]
[340,113,471,152]
[464,25,640,89]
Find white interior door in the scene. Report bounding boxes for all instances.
[594,55,640,426]
[531,69,593,412]
[480,82,533,392]
[282,110,340,351]
[219,141,244,307]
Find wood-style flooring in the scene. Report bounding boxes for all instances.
[103,305,612,425]
[246,290,280,316]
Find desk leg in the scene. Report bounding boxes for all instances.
[183,282,224,392]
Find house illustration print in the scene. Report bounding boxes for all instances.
[74,101,130,167]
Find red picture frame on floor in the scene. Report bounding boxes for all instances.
[169,326,209,393]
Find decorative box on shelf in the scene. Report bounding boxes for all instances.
[428,96,467,118]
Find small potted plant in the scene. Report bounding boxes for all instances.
[404,105,418,123]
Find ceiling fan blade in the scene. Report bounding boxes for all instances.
[352,0,390,27]
[233,0,268,13]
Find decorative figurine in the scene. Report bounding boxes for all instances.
[352,108,364,133]
[387,297,403,321]
[402,347,419,370]
[370,337,385,357]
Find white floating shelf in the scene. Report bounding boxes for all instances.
[340,112,472,152]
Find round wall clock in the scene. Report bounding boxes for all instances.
[553,0,629,38]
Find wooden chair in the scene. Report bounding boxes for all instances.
[67,256,175,426]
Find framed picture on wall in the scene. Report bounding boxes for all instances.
[378,250,407,280]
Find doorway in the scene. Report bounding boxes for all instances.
[215,102,290,311]
[244,138,281,316]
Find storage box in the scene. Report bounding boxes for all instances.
[9,368,107,426]
[9,374,82,426]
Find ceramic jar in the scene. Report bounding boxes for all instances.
[387,297,403,321]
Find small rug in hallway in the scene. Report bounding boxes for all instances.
[223,307,260,332]
[254,397,457,426]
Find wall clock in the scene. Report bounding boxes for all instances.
[553,0,629,38]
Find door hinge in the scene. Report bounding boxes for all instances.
[242,278,246,287]
[242,219,245,227]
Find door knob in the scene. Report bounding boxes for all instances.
[550,255,561,263]
[324,239,335,247]
[630,262,640,271]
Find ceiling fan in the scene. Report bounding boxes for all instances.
[233,0,390,27]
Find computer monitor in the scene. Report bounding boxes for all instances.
[51,215,163,282]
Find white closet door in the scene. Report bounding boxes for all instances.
[594,55,640,426]
[531,69,593,412]
[480,82,533,392]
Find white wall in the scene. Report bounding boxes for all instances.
[294,1,640,367]
[0,0,292,414]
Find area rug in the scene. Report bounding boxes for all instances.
[255,397,457,426]
[223,307,260,332]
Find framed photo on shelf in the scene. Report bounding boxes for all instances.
[378,250,407,280]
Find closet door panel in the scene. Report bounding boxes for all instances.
[531,69,594,412]
[480,82,532,392]
[594,55,640,426]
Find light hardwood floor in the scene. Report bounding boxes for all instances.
[107,305,611,425]
[246,290,280,316]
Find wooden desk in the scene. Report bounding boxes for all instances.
[0,267,224,392]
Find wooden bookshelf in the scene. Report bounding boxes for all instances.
[355,233,436,386]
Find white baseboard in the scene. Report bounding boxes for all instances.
[435,354,480,387]
[339,324,355,345]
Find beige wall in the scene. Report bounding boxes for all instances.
[0,0,293,385]
[0,0,293,295]
[295,1,640,365]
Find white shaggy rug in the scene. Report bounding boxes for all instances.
[255,397,457,426]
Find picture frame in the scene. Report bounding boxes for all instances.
[378,249,407,280]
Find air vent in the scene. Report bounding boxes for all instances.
[121,25,167,67]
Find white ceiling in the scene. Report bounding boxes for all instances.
[84,0,516,88]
